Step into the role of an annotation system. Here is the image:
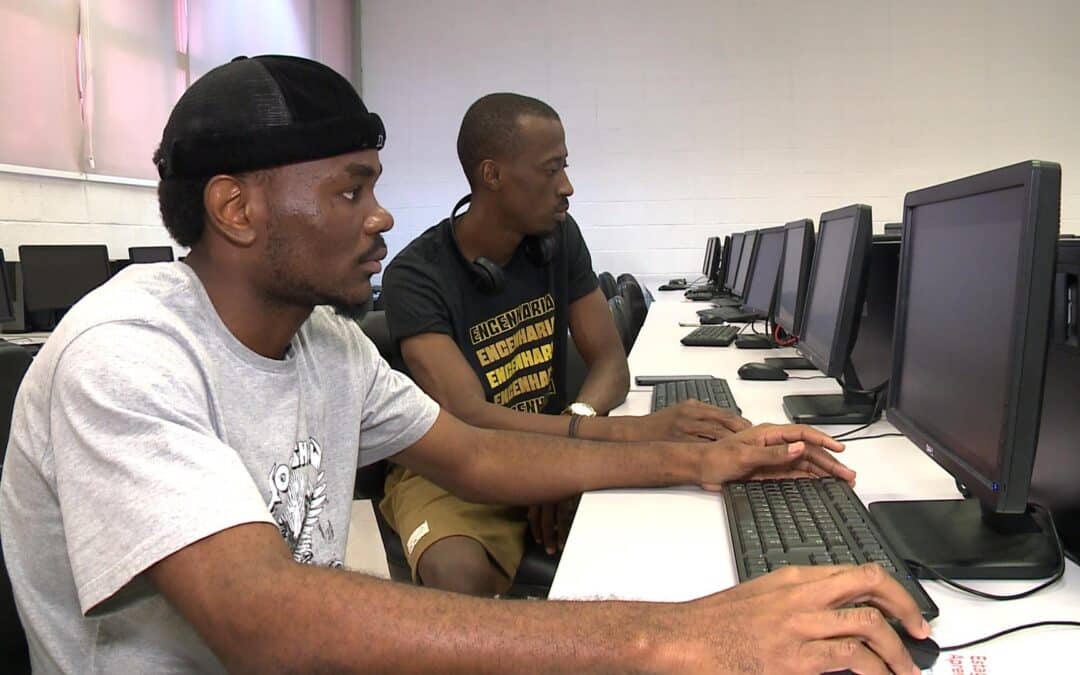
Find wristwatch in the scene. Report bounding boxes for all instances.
[562,402,598,417]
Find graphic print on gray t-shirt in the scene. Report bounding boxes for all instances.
[268,437,341,566]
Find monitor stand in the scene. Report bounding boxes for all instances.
[763,356,815,370]
[782,388,879,425]
[868,499,1060,580]
[734,335,774,349]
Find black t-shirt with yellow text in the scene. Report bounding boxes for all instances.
[382,214,598,414]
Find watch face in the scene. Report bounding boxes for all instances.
[569,402,597,416]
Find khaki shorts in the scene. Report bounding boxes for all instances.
[380,464,528,583]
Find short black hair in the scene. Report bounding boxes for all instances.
[457,93,560,186]
[156,178,209,249]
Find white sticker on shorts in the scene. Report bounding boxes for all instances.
[407,520,430,556]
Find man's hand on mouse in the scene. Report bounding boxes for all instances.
[699,423,854,489]
[653,564,930,674]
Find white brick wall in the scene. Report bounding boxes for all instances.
[3,1,1077,272]
[0,170,177,262]
[360,0,1080,278]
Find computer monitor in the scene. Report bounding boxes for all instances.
[700,237,715,277]
[741,226,786,318]
[792,206,872,377]
[128,246,175,263]
[782,205,873,424]
[723,232,746,292]
[845,236,901,393]
[731,230,758,299]
[0,250,13,324]
[18,245,111,331]
[773,219,815,336]
[714,235,732,288]
[869,160,1061,580]
[1029,238,1080,559]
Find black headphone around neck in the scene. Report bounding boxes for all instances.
[448,194,557,295]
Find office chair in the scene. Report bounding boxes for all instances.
[0,343,33,673]
[616,277,648,348]
[597,272,618,300]
[608,295,634,354]
[615,272,653,308]
[352,312,561,596]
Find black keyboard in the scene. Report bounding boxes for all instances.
[724,477,938,619]
[698,307,763,324]
[650,378,740,413]
[684,287,716,301]
[681,325,739,346]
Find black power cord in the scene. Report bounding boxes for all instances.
[940,620,1080,652]
[838,432,904,442]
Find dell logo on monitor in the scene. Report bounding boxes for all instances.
[925,444,934,456]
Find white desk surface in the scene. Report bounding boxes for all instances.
[551,288,1078,673]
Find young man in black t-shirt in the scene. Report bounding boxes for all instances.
[381,93,749,595]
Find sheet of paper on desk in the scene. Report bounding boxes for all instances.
[931,652,990,674]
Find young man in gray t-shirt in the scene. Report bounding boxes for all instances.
[0,56,929,674]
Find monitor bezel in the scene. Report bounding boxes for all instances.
[724,232,745,291]
[795,204,872,377]
[887,160,1060,514]
[732,230,759,299]
[742,225,787,318]
[773,218,815,335]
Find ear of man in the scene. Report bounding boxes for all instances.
[478,159,501,191]
[204,172,268,247]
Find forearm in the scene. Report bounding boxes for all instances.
[257,566,683,674]
[442,425,701,505]
[574,351,630,414]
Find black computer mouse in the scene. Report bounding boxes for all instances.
[737,362,789,381]
[896,625,940,670]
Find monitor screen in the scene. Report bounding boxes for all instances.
[796,205,872,377]
[731,230,758,298]
[707,237,723,283]
[889,164,1059,513]
[742,227,785,316]
[774,219,814,335]
[18,245,111,315]
[129,246,175,264]
[724,233,745,291]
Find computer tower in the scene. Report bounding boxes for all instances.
[0,262,27,333]
[1030,239,1080,558]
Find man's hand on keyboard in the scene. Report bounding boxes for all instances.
[698,423,854,490]
[632,399,751,442]
[668,564,929,674]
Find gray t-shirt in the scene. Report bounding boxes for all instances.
[0,262,440,673]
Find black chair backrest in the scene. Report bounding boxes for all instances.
[608,296,633,354]
[356,310,394,361]
[616,279,648,348]
[597,272,618,300]
[1,343,33,672]
[616,272,652,308]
